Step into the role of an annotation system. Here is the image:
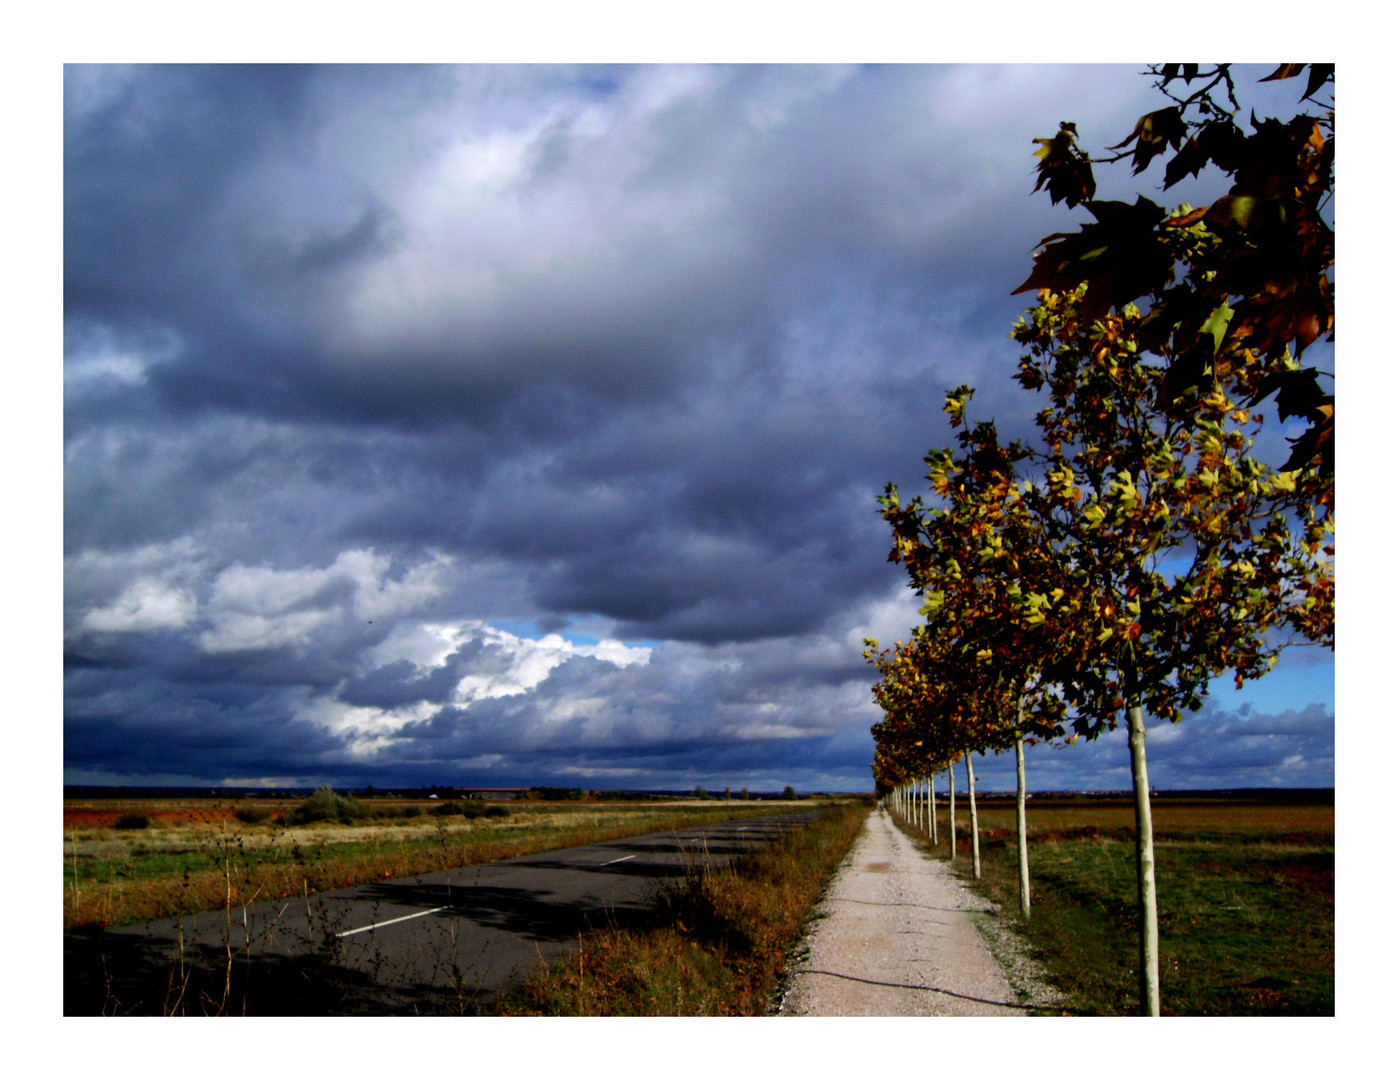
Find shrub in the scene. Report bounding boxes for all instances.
[538,787,586,801]
[428,800,512,820]
[234,807,270,824]
[284,786,366,826]
[113,813,151,830]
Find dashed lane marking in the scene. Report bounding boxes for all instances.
[335,907,448,938]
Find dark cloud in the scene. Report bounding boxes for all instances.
[64,64,1334,791]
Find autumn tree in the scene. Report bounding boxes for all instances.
[868,639,950,809]
[869,67,1333,1008]
[877,389,1069,906]
[1023,64,1334,485]
[1010,279,1333,1015]
[867,636,962,848]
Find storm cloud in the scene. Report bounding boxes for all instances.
[64,64,1333,791]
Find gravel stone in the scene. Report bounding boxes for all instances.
[778,804,1051,1016]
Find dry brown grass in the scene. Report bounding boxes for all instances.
[967,795,1333,843]
[500,799,872,1015]
[64,799,791,930]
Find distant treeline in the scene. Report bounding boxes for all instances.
[63,785,831,801]
[65,785,1333,802]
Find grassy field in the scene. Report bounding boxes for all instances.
[63,794,799,931]
[496,797,873,1015]
[894,793,1333,1015]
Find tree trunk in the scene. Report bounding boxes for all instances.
[1128,699,1160,1016]
[947,763,957,862]
[1015,732,1030,919]
[929,772,938,844]
[965,751,980,879]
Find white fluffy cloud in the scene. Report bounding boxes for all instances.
[294,697,442,759]
[81,577,197,633]
[297,620,653,758]
[198,548,451,653]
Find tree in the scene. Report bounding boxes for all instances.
[868,65,1333,1010]
[782,785,798,801]
[1011,281,1333,1014]
[1022,65,1334,484]
[866,634,964,852]
[877,390,1069,905]
[1017,67,1334,1009]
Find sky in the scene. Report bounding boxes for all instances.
[61,61,1337,794]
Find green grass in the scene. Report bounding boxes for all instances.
[897,796,1333,1015]
[496,798,872,1015]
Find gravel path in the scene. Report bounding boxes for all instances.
[779,805,1043,1016]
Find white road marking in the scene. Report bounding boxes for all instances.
[335,906,448,938]
[600,854,637,866]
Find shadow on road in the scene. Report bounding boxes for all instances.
[64,810,823,1015]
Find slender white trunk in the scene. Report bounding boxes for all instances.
[1128,700,1160,1017]
[947,764,957,862]
[1015,732,1030,919]
[930,772,938,844]
[965,751,980,879]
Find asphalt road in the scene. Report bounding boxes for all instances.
[64,808,824,1015]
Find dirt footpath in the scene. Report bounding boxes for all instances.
[779,804,1045,1016]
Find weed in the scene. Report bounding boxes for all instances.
[65,801,780,931]
[500,799,871,1016]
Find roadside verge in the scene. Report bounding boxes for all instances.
[497,798,871,1015]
